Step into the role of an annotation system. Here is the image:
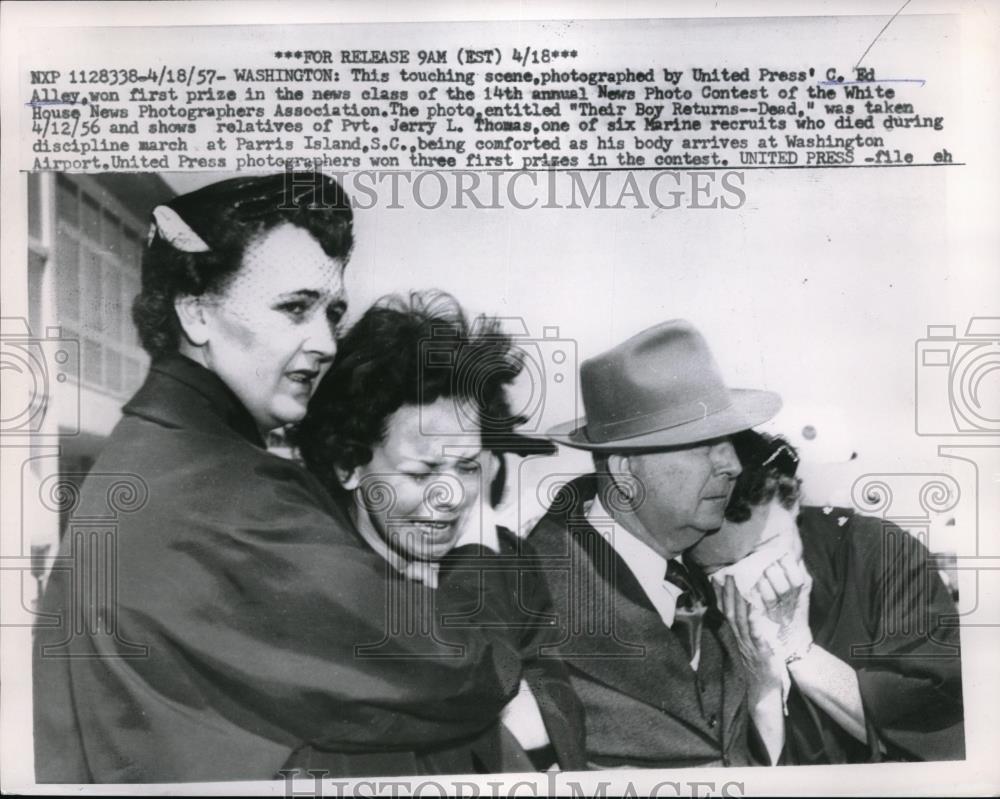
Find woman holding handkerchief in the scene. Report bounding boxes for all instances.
[691,430,965,765]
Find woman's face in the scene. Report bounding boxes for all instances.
[344,398,486,562]
[690,498,802,573]
[197,224,346,433]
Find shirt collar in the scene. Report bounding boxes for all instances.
[587,493,685,625]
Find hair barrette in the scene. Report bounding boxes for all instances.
[149,206,211,253]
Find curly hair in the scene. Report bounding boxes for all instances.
[294,290,526,494]
[724,429,803,523]
[132,172,353,358]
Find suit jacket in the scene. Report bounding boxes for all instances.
[785,507,965,764]
[528,475,760,769]
[33,354,526,783]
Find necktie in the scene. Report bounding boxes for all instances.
[665,559,707,663]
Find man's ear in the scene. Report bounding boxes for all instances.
[605,453,639,508]
[607,453,632,482]
[337,465,361,491]
[174,294,210,347]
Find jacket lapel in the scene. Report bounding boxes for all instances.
[536,490,717,736]
[708,604,748,751]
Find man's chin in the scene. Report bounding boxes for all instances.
[681,523,726,555]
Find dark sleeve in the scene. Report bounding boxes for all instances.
[507,533,588,772]
[437,531,587,771]
[848,515,965,761]
[110,453,523,753]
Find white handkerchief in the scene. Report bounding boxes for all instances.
[709,545,787,604]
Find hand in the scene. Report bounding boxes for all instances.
[752,554,813,662]
[720,574,786,689]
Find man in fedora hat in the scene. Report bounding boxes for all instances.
[527,319,786,768]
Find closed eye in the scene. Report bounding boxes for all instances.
[326,300,348,328]
[456,459,481,475]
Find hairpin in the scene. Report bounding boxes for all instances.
[149,206,211,253]
[763,442,800,477]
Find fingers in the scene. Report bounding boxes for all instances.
[722,576,758,667]
[756,574,779,610]
[722,577,749,641]
[732,577,753,644]
[758,556,813,616]
[710,580,725,611]
[721,575,738,626]
[762,561,792,598]
[777,553,810,591]
[745,603,774,651]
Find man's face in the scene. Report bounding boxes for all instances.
[622,436,742,559]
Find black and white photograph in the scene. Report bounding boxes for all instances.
[1,2,997,796]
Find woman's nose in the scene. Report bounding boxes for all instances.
[424,474,468,513]
[304,314,337,361]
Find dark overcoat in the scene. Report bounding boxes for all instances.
[785,506,965,763]
[34,355,537,782]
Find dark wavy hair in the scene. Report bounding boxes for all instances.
[725,429,803,523]
[133,172,353,358]
[294,290,526,494]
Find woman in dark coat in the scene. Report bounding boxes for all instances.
[691,430,964,764]
[293,291,586,774]
[33,175,524,783]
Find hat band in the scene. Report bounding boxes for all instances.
[587,395,734,443]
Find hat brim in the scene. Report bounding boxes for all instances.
[545,389,782,451]
[482,431,558,456]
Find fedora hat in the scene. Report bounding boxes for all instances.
[547,320,781,451]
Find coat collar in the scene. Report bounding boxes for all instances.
[123,354,266,449]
